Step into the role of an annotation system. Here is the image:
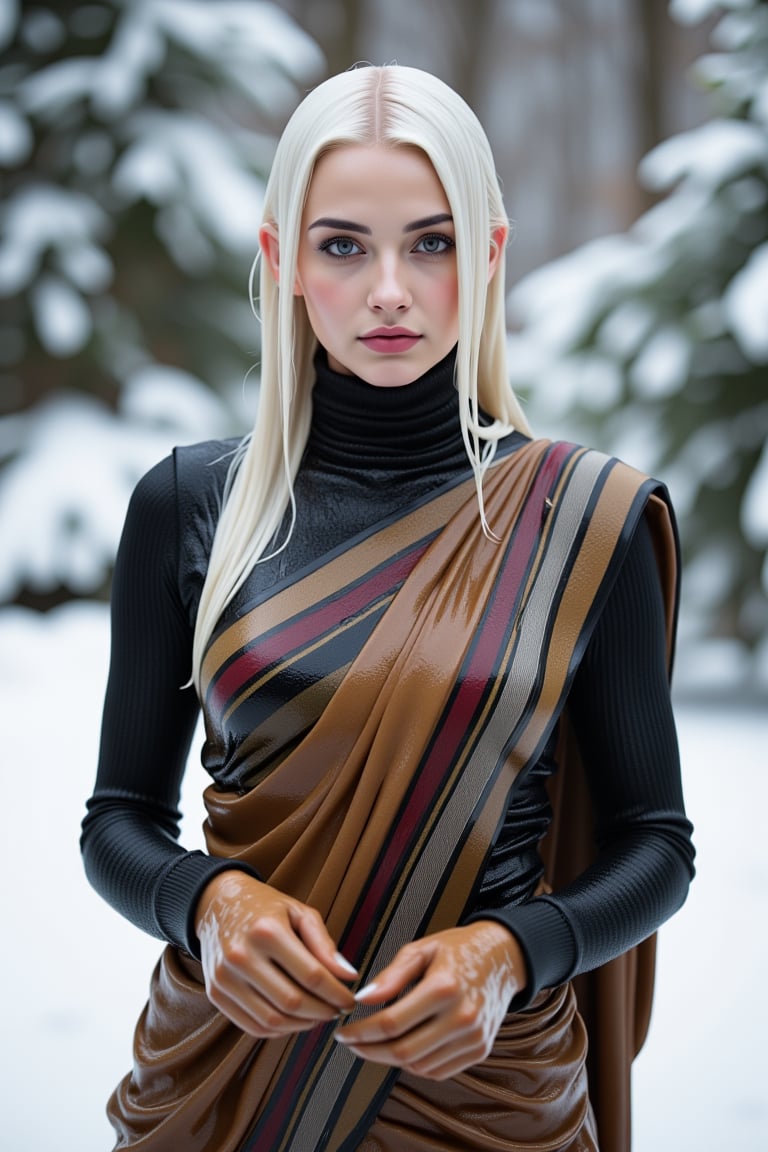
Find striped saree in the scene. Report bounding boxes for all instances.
[109,439,678,1152]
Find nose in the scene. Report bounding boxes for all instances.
[367,253,411,313]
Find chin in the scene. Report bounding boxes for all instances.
[355,354,441,388]
[361,368,422,388]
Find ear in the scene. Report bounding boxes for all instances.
[259,223,282,284]
[259,223,304,296]
[487,225,508,284]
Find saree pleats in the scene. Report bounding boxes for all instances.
[108,440,678,1152]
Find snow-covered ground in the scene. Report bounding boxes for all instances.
[0,602,765,1151]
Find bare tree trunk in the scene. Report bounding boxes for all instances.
[628,0,669,214]
[450,0,496,114]
[272,0,363,79]
[324,0,365,76]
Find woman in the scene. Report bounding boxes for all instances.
[82,65,694,1152]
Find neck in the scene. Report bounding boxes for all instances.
[307,345,471,472]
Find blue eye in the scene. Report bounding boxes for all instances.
[414,234,454,255]
[319,237,363,258]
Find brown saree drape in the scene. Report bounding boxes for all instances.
[108,440,678,1152]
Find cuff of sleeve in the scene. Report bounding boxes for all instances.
[154,850,263,958]
[464,897,579,1011]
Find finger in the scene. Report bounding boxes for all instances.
[238,957,347,1024]
[253,918,355,1013]
[336,988,436,1047]
[339,963,457,1046]
[208,982,321,1039]
[405,1036,487,1080]
[207,949,338,1027]
[341,1035,482,1077]
[352,944,433,1007]
[338,999,475,1067]
[341,1023,485,1078]
[278,945,356,1012]
[393,1011,487,1077]
[290,906,359,984]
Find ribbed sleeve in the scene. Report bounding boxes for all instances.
[80,457,261,955]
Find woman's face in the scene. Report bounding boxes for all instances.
[291,145,460,387]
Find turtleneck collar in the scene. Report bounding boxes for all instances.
[306,345,470,471]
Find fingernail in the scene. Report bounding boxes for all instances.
[334,1031,350,1043]
[354,982,378,1002]
[334,952,358,976]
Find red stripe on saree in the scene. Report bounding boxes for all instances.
[206,539,433,717]
[339,441,574,964]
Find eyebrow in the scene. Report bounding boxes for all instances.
[307,212,453,235]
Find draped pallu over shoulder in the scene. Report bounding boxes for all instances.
[109,440,679,1152]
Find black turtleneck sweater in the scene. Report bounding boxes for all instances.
[81,349,694,1007]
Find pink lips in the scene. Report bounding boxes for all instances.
[359,327,422,354]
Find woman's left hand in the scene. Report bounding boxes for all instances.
[334,921,527,1080]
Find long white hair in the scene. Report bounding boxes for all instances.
[192,65,531,690]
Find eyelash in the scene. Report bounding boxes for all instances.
[415,233,455,256]
[317,233,455,261]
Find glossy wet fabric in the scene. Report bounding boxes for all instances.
[108,440,678,1152]
[360,983,598,1152]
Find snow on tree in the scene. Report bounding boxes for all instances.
[507,0,768,693]
[0,0,323,605]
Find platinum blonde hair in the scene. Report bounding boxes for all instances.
[192,65,531,689]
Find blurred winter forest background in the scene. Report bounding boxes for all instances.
[1,0,767,694]
[1,2,767,1150]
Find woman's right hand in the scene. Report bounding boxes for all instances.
[194,871,357,1038]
